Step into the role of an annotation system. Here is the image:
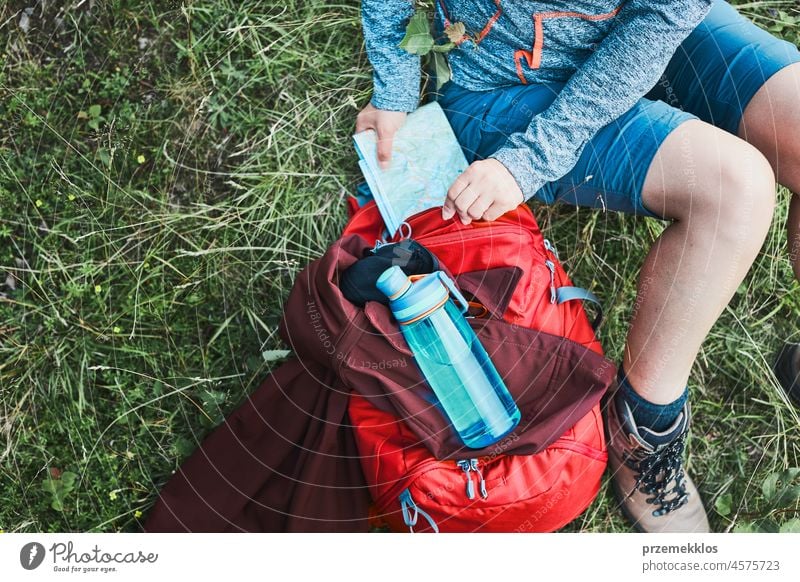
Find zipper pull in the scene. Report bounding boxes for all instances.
[470,458,488,499]
[545,260,557,304]
[399,489,439,533]
[397,221,412,241]
[457,460,476,500]
[543,238,559,260]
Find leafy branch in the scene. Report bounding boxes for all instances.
[399,11,470,89]
[715,468,800,532]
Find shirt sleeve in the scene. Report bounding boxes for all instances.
[489,0,714,201]
[361,0,422,112]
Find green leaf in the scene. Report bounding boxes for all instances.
[764,468,800,508]
[61,472,77,488]
[404,12,430,38]
[754,517,780,533]
[432,42,455,53]
[97,148,111,167]
[784,468,800,480]
[715,493,732,517]
[432,51,451,90]
[762,472,781,502]
[775,484,800,508]
[41,478,57,495]
[172,436,196,458]
[41,471,78,512]
[779,519,800,533]
[246,354,262,372]
[88,104,102,118]
[262,349,291,362]
[399,12,433,55]
[200,389,226,408]
[733,521,762,533]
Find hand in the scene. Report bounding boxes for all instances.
[355,102,407,169]
[442,159,524,224]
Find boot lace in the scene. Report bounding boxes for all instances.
[624,433,690,516]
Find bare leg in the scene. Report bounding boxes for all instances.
[737,63,800,280]
[622,120,776,404]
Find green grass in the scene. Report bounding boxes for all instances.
[1,0,799,533]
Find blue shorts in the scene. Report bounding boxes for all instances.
[436,0,800,219]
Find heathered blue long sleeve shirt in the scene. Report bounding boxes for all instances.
[361,0,714,200]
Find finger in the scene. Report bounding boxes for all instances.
[482,202,508,222]
[355,118,371,134]
[376,127,394,169]
[355,111,374,134]
[443,172,470,219]
[466,193,494,221]
[453,185,481,224]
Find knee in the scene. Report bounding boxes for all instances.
[707,142,776,240]
[776,129,800,183]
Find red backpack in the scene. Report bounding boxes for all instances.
[342,201,610,533]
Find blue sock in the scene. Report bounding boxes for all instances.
[615,366,688,432]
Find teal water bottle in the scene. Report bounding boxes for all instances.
[376,266,521,449]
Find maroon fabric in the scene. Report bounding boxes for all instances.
[455,267,523,319]
[145,233,614,532]
[145,359,370,532]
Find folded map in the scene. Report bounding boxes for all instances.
[353,101,468,237]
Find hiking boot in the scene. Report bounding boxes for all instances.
[605,394,710,533]
[773,343,800,407]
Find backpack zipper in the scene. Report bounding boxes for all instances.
[456,459,475,499]
[544,260,557,304]
[375,456,489,510]
[456,459,491,501]
[376,437,605,513]
[399,488,440,533]
[543,238,559,260]
[391,208,538,248]
[541,238,560,305]
[411,224,534,249]
[470,458,488,499]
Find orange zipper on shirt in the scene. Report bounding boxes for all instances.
[514,4,623,82]
[438,0,502,46]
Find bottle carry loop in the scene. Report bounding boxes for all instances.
[556,286,603,330]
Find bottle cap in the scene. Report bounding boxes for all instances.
[377,266,449,324]
[375,265,411,300]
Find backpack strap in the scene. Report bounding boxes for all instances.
[556,286,603,331]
